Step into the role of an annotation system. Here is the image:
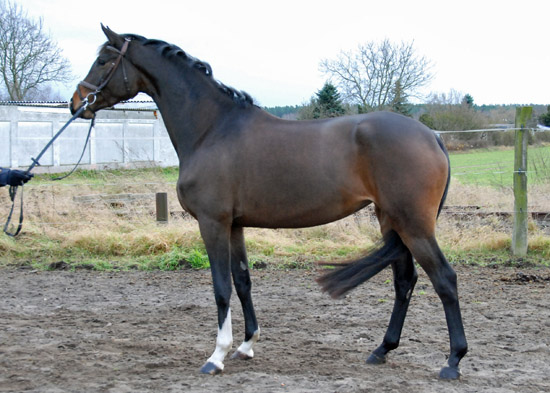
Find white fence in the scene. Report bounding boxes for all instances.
[0,104,178,173]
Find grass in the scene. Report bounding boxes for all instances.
[1,155,549,271]
[449,144,550,186]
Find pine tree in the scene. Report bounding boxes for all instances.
[390,80,411,116]
[462,94,474,108]
[313,82,345,118]
[539,105,550,126]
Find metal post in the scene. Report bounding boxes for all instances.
[156,192,169,223]
[512,106,532,256]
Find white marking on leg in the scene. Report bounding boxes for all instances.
[236,328,260,358]
[207,308,233,370]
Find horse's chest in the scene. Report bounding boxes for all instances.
[175,179,198,217]
[176,172,233,220]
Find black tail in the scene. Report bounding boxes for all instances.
[317,230,408,299]
[435,134,451,218]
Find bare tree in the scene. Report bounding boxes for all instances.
[421,90,486,131]
[320,39,433,112]
[0,0,72,100]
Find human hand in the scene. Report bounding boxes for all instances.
[7,170,33,187]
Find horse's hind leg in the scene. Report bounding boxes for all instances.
[403,235,468,379]
[229,226,260,360]
[367,247,417,365]
[367,208,418,365]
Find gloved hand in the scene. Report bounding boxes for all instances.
[7,170,33,187]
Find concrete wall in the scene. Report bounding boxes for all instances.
[0,105,178,173]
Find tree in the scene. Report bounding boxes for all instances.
[390,80,411,116]
[539,105,550,127]
[420,90,486,131]
[421,90,489,149]
[462,93,474,108]
[313,82,345,119]
[297,82,350,120]
[320,39,433,112]
[419,113,435,129]
[263,105,301,119]
[0,0,72,100]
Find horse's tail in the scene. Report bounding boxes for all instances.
[317,229,407,299]
[435,133,451,218]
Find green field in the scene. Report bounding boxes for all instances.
[449,145,550,186]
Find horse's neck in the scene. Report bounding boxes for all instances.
[146,68,229,157]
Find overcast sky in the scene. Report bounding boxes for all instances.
[13,0,549,107]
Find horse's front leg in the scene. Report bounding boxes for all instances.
[229,226,260,360]
[198,218,233,375]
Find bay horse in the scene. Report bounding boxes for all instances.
[71,25,467,379]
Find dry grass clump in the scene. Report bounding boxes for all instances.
[244,214,380,262]
[438,181,549,257]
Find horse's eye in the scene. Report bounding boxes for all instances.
[97,58,106,66]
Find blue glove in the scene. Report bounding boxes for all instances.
[6,169,33,187]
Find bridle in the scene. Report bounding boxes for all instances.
[3,38,132,237]
[76,38,132,107]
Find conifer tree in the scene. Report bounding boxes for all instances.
[313,82,345,118]
[390,80,411,116]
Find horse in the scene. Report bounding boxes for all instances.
[70,25,468,379]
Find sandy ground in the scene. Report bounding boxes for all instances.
[0,264,549,393]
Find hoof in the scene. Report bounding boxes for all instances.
[366,352,386,365]
[200,361,223,375]
[231,350,253,360]
[439,366,461,380]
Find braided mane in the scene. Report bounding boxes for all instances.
[102,34,254,107]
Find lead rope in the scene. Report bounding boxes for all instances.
[3,185,24,237]
[53,115,95,181]
[3,104,94,237]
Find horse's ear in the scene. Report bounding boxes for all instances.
[101,24,124,46]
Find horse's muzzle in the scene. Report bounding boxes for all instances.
[69,92,95,119]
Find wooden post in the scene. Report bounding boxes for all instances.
[156,192,169,223]
[512,106,532,256]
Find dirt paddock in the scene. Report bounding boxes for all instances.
[1,264,549,393]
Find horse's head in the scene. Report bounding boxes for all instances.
[70,25,142,118]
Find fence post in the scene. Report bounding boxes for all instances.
[156,192,169,223]
[512,106,532,256]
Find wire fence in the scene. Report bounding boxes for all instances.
[1,126,549,238]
